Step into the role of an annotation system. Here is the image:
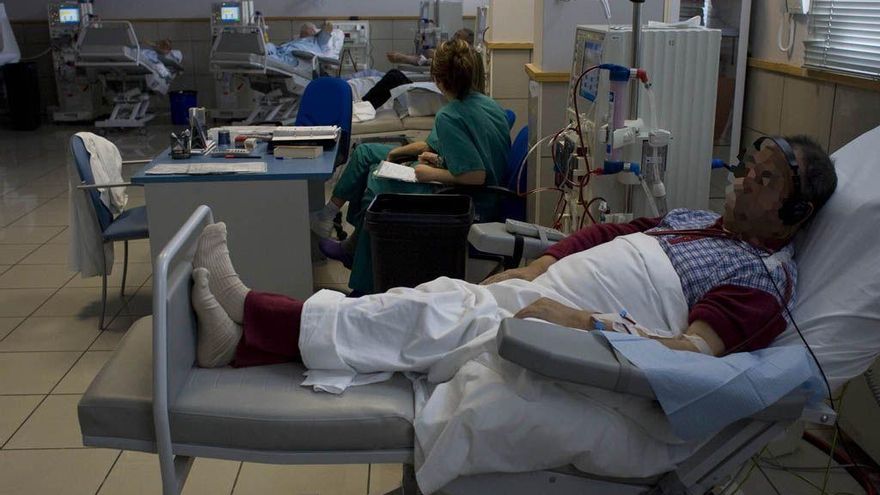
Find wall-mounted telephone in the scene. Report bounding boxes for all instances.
[786,0,811,14]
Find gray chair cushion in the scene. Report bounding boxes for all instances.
[79,316,156,446]
[353,109,405,135]
[79,315,416,453]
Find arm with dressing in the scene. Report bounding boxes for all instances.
[482,217,773,356]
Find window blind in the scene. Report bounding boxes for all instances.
[804,0,880,79]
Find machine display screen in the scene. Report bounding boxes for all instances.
[59,7,80,24]
[578,40,604,102]
[220,5,242,22]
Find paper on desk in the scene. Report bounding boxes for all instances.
[145,161,267,175]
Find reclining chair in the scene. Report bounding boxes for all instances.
[78,124,880,494]
[76,20,182,129]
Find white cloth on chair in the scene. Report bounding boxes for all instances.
[67,132,128,278]
[0,4,21,66]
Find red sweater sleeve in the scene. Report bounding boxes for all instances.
[689,285,787,353]
[544,217,661,260]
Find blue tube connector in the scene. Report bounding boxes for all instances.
[601,160,641,176]
[599,63,632,81]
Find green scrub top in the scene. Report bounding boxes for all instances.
[349,92,511,294]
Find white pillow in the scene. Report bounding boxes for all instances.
[772,125,880,390]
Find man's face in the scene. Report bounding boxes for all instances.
[300,24,317,38]
[723,141,798,240]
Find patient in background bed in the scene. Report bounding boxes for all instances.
[265,22,344,68]
[189,136,836,375]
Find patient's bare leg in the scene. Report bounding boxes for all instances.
[192,268,242,368]
[193,222,249,323]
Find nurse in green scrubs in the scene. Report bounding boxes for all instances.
[310,39,511,295]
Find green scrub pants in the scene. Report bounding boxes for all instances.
[332,143,435,294]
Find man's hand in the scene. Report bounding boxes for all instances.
[514,298,594,330]
[480,265,542,285]
[418,152,442,168]
[480,255,557,286]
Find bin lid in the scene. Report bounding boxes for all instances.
[366,193,474,225]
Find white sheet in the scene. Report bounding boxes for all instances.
[389,82,446,117]
[776,124,880,390]
[299,233,699,493]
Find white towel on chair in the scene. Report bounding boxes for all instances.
[67,132,127,278]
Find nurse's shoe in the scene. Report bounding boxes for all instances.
[319,238,354,269]
[309,210,335,238]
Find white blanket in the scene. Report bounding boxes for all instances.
[300,233,701,493]
[0,4,20,66]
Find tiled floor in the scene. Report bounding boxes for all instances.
[0,125,867,494]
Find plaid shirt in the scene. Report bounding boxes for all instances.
[647,209,797,311]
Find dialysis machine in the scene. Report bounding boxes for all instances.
[334,21,371,73]
[415,0,464,55]
[48,1,97,122]
[558,22,720,231]
[210,1,262,121]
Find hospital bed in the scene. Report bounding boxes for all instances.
[77,125,880,494]
[75,20,183,129]
[209,26,354,125]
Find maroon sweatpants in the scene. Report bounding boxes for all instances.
[232,291,305,367]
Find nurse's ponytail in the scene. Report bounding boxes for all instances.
[431,38,485,100]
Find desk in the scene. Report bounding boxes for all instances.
[133,145,336,298]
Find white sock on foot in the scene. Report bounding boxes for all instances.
[309,202,341,238]
[192,268,242,368]
[192,222,249,323]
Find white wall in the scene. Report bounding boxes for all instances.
[535,0,667,71]
[5,0,485,21]
[487,0,534,43]
[748,0,808,64]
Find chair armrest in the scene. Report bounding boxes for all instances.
[496,318,657,399]
[77,182,137,190]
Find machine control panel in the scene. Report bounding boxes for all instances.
[49,3,83,36]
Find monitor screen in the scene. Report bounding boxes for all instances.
[59,7,80,24]
[220,5,242,22]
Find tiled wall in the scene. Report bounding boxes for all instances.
[8,17,467,116]
[742,68,880,154]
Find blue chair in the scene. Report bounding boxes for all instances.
[71,135,149,330]
[295,77,353,167]
[504,109,516,130]
[296,77,354,241]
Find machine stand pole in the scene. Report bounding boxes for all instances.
[629,0,645,120]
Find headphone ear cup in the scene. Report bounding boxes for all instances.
[780,200,811,225]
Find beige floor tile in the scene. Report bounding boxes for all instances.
[33,287,126,318]
[0,265,8,275]
[54,351,113,394]
[5,394,86,449]
[99,451,240,495]
[47,227,69,244]
[0,448,119,495]
[0,317,24,340]
[0,225,65,244]
[369,464,404,495]
[1,183,67,200]
[0,395,43,446]
[17,242,67,264]
[234,464,369,495]
[0,288,55,317]
[741,442,867,495]
[0,351,79,394]
[122,240,153,263]
[121,286,153,317]
[10,205,69,227]
[65,262,152,290]
[0,316,102,351]
[0,244,39,264]
[89,316,138,351]
[0,264,76,289]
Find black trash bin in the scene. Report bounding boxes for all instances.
[2,61,41,131]
[366,194,474,292]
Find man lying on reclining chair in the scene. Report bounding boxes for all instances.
[191,133,835,369]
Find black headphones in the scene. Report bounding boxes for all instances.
[729,136,812,225]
